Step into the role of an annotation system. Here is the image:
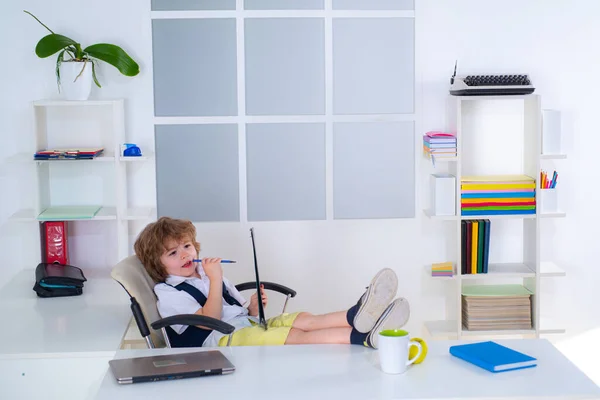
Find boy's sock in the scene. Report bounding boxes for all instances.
[346,303,360,326]
[350,328,368,346]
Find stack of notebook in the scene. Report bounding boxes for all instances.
[462,284,533,331]
[461,175,536,216]
[423,132,457,161]
[431,262,453,277]
[461,219,491,274]
[34,148,104,160]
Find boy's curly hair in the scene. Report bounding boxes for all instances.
[134,216,201,283]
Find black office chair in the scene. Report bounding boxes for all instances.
[111,255,296,348]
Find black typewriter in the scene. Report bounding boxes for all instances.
[449,62,535,96]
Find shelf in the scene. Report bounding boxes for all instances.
[119,151,155,162]
[461,327,536,336]
[5,152,116,163]
[124,207,156,221]
[539,317,566,335]
[33,99,123,107]
[460,214,536,220]
[540,211,566,218]
[540,153,567,160]
[540,262,566,277]
[424,320,458,337]
[423,209,457,220]
[454,94,535,101]
[8,207,117,222]
[423,155,458,163]
[460,263,535,279]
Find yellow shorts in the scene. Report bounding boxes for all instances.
[218,312,300,346]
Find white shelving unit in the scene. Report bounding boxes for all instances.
[8,99,156,267]
[422,94,567,339]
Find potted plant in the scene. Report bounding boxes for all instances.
[24,10,140,101]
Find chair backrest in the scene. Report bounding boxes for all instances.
[111,255,167,348]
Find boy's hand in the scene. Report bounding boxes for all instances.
[248,284,268,317]
[202,258,223,281]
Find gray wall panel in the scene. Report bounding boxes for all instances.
[245,19,325,115]
[245,0,323,9]
[246,123,326,221]
[156,125,240,222]
[333,0,413,9]
[333,122,414,219]
[152,19,238,116]
[152,0,235,10]
[333,18,414,114]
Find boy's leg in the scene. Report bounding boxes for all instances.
[292,311,349,331]
[285,327,352,345]
[290,268,398,332]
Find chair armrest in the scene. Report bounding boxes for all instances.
[235,281,297,298]
[150,314,235,335]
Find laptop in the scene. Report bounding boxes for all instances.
[249,227,267,329]
[109,350,235,384]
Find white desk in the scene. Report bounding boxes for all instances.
[93,339,600,400]
[0,268,132,357]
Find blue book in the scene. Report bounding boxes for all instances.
[449,341,537,373]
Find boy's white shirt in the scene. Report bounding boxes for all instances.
[154,264,258,347]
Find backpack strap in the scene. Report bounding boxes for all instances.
[164,281,242,348]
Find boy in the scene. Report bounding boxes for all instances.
[134,217,410,349]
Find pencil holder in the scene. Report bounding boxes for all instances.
[539,188,558,213]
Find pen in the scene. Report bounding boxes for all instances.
[193,259,237,264]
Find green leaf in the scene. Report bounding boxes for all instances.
[55,49,66,89]
[91,60,102,88]
[35,34,78,58]
[84,43,140,77]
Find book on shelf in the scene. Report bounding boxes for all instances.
[34,148,105,160]
[423,131,457,163]
[461,219,490,274]
[461,175,536,216]
[461,284,532,331]
[431,262,453,277]
[38,206,102,220]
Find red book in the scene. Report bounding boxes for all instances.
[41,221,69,265]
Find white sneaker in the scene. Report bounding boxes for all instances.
[353,268,398,333]
[365,298,410,349]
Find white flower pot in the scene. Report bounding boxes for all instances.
[59,61,93,101]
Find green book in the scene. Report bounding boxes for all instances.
[477,219,484,273]
[462,284,533,297]
[38,205,101,220]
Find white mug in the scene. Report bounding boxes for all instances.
[378,329,422,374]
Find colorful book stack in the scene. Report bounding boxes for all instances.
[431,262,453,277]
[461,175,536,216]
[462,284,533,331]
[423,131,457,162]
[34,148,104,160]
[461,219,491,274]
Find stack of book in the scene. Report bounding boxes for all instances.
[431,262,453,277]
[461,175,536,216]
[34,148,104,160]
[461,219,491,274]
[423,131,457,162]
[462,284,533,331]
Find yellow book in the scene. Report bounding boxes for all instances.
[462,183,536,190]
[461,174,534,182]
[471,221,478,274]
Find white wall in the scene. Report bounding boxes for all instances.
[2,0,599,368]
